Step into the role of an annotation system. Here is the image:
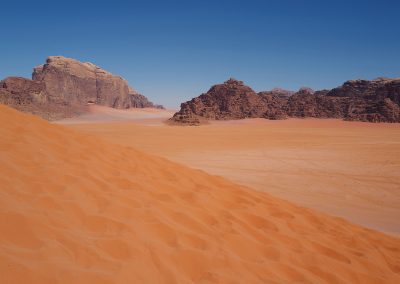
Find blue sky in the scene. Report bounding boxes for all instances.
[1,0,399,108]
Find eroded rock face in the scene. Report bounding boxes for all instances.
[325,78,400,122]
[0,56,163,120]
[171,78,400,124]
[32,56,162,109]
[268,88,295,99]
[0,77,44,108]
[0,77,84,120]
[286,78,400,122]
[170,79,273,125]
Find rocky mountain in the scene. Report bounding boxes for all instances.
[287,78,400,122]
[170,78,400,124]
[0,56,163,120]
[170,79,288,125]
[171,79,258,124]
[0,76,83,120]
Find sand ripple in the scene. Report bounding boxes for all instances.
[1,105,400,283]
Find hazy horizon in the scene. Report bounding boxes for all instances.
[1,0,399,108]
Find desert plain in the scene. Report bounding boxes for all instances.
[2,0,400,282]
[1,104,400,283]
[63,106,400,235]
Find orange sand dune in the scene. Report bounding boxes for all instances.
[1,105,400,283]
[66,117,400,235]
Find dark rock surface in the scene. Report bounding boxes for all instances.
[170,78,276,125]
[0,77,84,120]
[268,88,295,99]
[171,77,400,124]
[286,78,400,122]
[0,56,163,120]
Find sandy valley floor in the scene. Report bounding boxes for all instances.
[61,106,400,235]
[2,104,400,283]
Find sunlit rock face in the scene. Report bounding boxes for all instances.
[171,77,400,124]
[0,56,163,120]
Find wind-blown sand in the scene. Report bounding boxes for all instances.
[63,109,400,235]
[56,105,174,125]
[1,104,400,283]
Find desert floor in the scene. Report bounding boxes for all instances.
[1,104,400,283]
[61,106,400,235]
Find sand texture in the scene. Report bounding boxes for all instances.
[1,104,400,283]
[56,105,174,125]
[65,113,400,235]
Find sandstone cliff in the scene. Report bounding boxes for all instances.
[171,78,400,124]
[32,56,158,108]
[0,77,84,120]
[0,56,163,120]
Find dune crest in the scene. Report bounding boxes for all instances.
[0,105,399,283]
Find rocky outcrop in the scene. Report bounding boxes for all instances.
[0,77,84,120]
[287,78,400,122]
[0,56,163,120]
[32,56,163,109]
[170,78,286,125]
[171,77,400,124]
[1,77,46,105]
[268,88,295,99]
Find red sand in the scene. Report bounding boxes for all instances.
[66,115,400,235]
[1,105,400,283]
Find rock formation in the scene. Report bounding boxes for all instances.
[268,87,295,98]
[0,56,163,120]
[0,77,84,120]
[171,77,400,124]
[170,78,288,125]
[287,78,400,122]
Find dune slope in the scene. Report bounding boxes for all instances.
[67,117,400,234]
[0,105,400,283]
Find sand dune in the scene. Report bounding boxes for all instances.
[1,104,400,283]
[66,116,400,235]
[56,105,174,125]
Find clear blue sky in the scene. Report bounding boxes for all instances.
[1,0,399,108]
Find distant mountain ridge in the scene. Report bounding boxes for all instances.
[0,56,163,120]
[170,77,400,124]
